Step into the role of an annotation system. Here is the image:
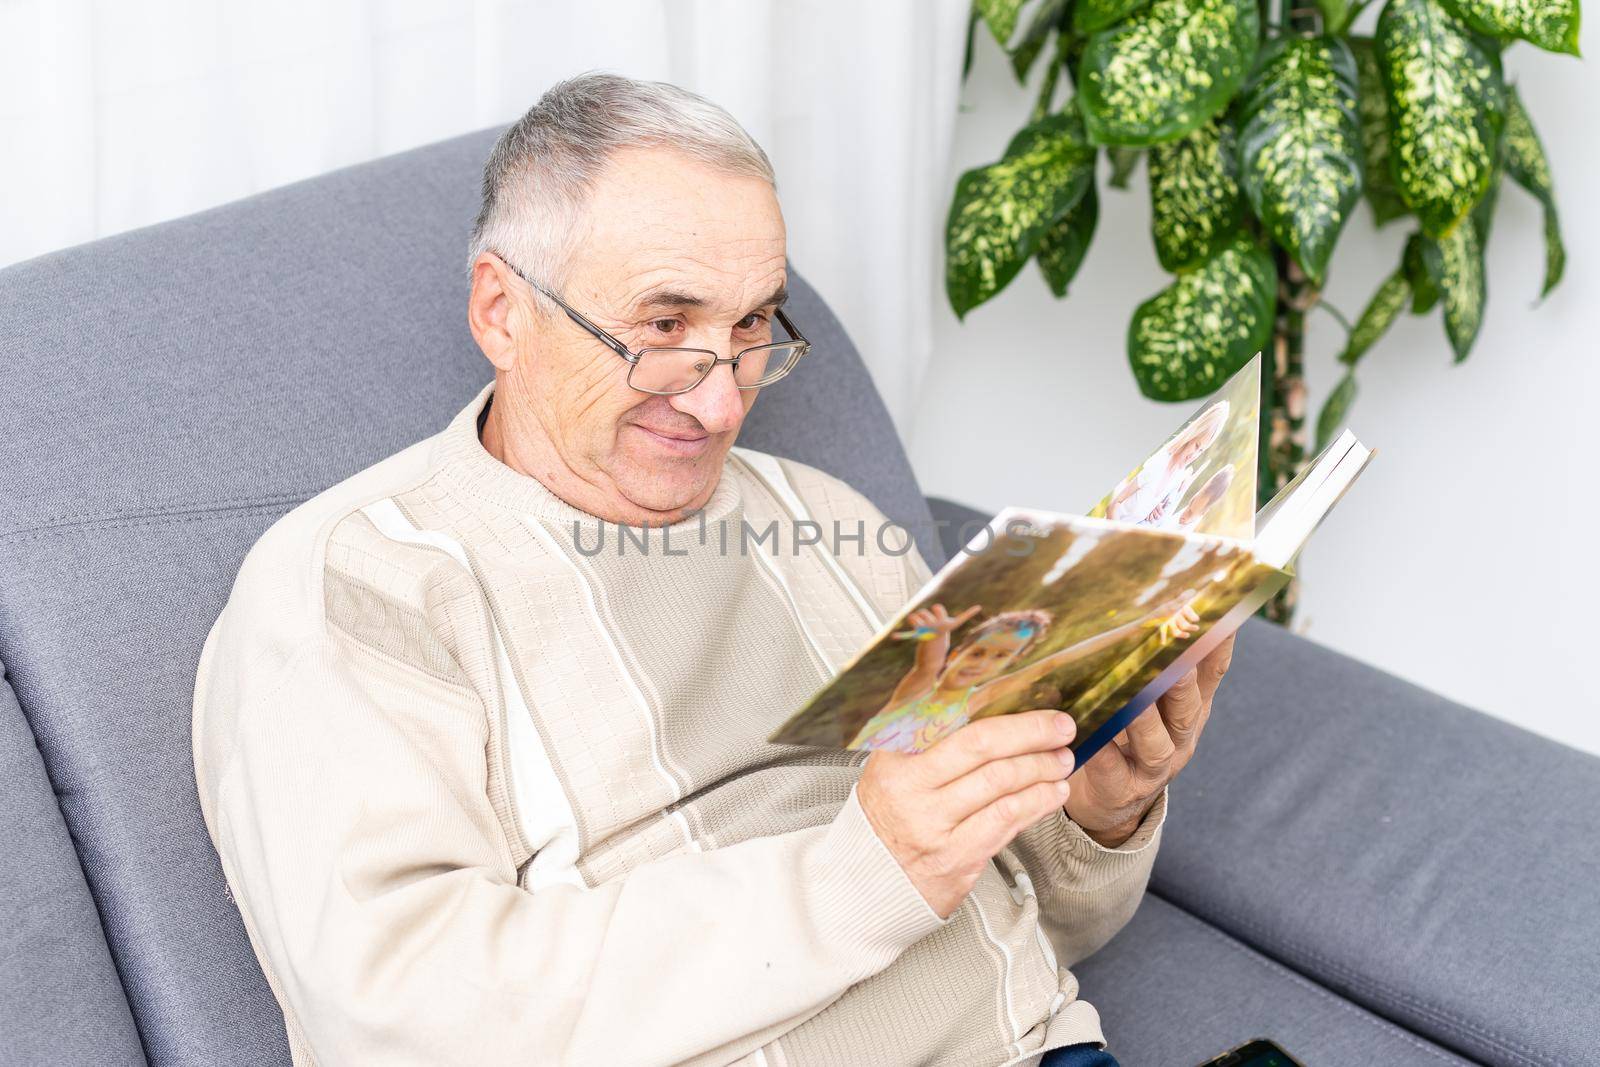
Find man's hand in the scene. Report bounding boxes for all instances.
[1066,634,1235,848]
[857,709,1077,919]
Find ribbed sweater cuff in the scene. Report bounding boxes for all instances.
[1038,788,1168,892]
[1065,786,1167,859]
[807,785,947,979]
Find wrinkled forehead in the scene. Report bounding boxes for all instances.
[566,145,787,316]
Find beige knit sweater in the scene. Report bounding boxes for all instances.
[192,383,1164,1067]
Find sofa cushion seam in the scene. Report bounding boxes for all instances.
[1147,890,1475,1065]
[0,497,316,545]
[1150,886,1547,1066]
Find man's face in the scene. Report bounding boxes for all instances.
[489,145,787,523]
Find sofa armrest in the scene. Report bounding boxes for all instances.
[922,494,1599,1066]
[0,665,146,1066]
[1159,618,1600,1067]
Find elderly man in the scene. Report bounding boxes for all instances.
[193,72,1234,1067]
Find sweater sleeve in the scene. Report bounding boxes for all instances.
[1006,789,1167,968]
[203,637,946,1067]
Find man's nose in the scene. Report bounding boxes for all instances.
[669,362,745,434]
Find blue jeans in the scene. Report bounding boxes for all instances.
[1040,1043,1120,1067]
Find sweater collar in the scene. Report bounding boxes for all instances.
[436,382,743,528]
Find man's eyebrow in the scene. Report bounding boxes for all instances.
[753,284,789,311]
[633,289,706,311]
[632,283,789,314]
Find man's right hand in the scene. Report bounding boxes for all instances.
[856,709,1077,919]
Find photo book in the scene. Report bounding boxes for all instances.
[769,356,1373,769]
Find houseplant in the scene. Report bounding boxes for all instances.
[947,0,1575,620]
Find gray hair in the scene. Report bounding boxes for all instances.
[468,71,776,290]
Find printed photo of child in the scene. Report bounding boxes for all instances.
[848,597,1201,753]
[1159,465,1235,534]
[1106,400,1229,528]
[769,505,1284,752]
[771,358,1275,754]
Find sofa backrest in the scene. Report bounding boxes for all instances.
[0,127,935,1066]
[0,666,146,1066]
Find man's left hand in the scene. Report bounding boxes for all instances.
[1064,635,1236,848]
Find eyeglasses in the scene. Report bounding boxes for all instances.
[491,252,810,396]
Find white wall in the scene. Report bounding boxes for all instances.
[913,21,1600,755]
[0,0,966,427]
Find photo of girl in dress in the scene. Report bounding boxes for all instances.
[848,596,1201,753]
[1106,400,1229,528]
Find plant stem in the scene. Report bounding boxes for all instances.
[1262,254,1313,623]
[1259,0,1322,625]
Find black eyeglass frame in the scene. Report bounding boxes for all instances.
[491,252,810,396]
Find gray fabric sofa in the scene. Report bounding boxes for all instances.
[0,127,1593,1067]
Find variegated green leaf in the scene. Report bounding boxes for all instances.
[1129,238,1276,401]
[1403,232,1440,312]
[976,0,1027,45]
[1422,223,1486,360]
[1237,36,1364,283]
[1315,0,1354,32]
[1012,0,1070,80]
[1340,269,1411,364]
[1503,86,1555,196]
[1109,146,1143,188]
[1537,209,1567,298]
[1472,148,1503,245]
[946,111,1097,318]
[1503,85,1566,295]
[1031,44,1065,121]
[1075,0,1156,34]
[1437,0,1580,54]
[1377,0,1505,237]
[1351,37,1409,226]
[1148,118,1243,272]
[1316,372,1359,451]
[1038,184,1101,295]
[1078,0,1260,147]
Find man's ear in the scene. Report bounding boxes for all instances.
[467,255,523,372]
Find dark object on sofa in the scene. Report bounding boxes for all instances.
[1,129,1594,1067]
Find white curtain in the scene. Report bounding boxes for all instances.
[0,0,970,431]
